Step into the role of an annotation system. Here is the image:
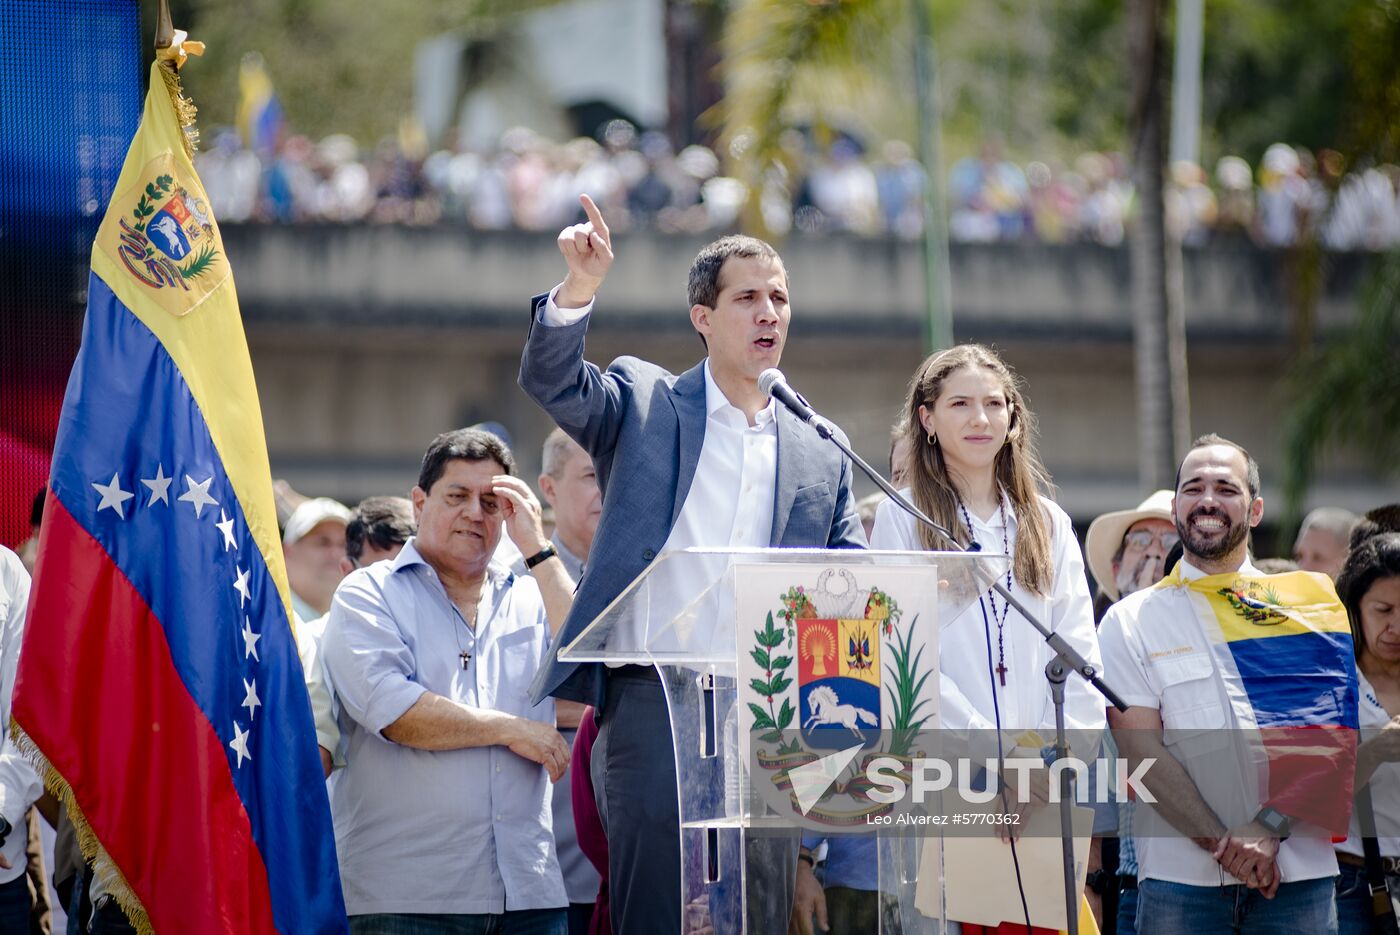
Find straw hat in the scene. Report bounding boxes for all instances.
[1085,490,1175,601]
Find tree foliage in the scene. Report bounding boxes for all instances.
[1280,0,1400,527]
[166,0,548,143]
[1282,252,1400,530]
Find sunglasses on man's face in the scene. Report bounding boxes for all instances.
[1124,529,1179,551]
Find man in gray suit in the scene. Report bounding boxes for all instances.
[520,195,865,935]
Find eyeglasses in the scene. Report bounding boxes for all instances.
[1124,529,1180,551]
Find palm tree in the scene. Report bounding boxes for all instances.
[1127,0,1190,491]
[1279,0,1400,532]
[716,0,1190,490]
[1281,251,1400,530]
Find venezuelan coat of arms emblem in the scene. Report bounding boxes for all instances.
[97,153,229,316]
[736,563,940,825]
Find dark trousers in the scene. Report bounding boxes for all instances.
[594,668,797,935]
[0,874,32,935]
[564,902,593,935]
[594,671,681,935]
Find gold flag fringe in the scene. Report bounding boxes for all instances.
[157,59,200,159]
[9,719,155,935]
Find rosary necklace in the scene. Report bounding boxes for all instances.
[959,498,1014,686]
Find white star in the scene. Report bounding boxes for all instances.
[241,678,261,720]
[233,566,251,607]
[140,464,172,507]
[215,510,238,552]
[177,474,218,518]
[229,722,251,768]
[92,473,135,519]
[241,616,261,662]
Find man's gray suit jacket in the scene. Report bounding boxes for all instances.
[519,292,866,708]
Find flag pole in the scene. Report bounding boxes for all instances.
[155,0,174,50]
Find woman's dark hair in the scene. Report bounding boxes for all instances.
[1336,532,1400,659]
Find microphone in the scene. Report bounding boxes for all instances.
[758,369,815,421]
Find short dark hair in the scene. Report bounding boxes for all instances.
[686,234,784,310]
[417,428,515,494]
[1350,504,1400,551]
[345,496,416,561]
[1336,532,1400,660]
[1174,433,1261,499]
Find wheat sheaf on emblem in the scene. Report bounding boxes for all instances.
[800,624,836,676]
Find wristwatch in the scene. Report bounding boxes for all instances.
[1085,868,1110,895]
[524,544,557,570]
[1253,806,1292,840]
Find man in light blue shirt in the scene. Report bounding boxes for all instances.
[323,428,577,935]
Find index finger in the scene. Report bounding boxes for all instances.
[579,194,610,241]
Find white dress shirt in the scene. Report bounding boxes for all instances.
[541,287,778,661]
[870,491,1104,762]
[0,547,42,885]
[294,613,342,767]
[1099,559,1340,885]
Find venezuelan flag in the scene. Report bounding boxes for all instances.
[1161,566,1359,836]
[238,52,284,154]
[12,42,346,935]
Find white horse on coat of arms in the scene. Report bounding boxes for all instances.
[802,685,878,738]
[149,215,188,258]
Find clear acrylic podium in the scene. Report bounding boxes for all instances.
[558,547,1009,934]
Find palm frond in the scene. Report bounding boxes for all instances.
[1281,249,1400,534]
[178,242,220,280]
[715,0,908,233]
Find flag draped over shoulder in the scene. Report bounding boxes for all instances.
[12,44,346,935]
[1162,567,1359,836]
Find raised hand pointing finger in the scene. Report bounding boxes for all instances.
[556,193,613,307]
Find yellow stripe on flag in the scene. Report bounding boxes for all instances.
[90,60,294,633]
[1157,567,1350,643]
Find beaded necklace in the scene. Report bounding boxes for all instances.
[959,497,1014,686]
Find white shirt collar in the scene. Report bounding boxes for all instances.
[702,359,776,427]
[391,536,513,584]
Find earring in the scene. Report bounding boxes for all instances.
[927,433,938,446]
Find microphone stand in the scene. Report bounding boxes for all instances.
[803,413,1127,935]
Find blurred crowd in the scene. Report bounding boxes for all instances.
[196,120,1400,250]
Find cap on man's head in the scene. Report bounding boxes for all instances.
[1085,489,1174,601]
[283,497,353,545]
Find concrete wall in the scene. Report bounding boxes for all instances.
[225,223,1391,541]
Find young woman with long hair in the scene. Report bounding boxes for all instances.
[870,344,1103,813]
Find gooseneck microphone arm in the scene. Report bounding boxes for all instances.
[756,369,1125,712]
[759,367,1127,935]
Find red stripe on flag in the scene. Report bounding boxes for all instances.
[16,493,277,934]
[1261,724,1357,837]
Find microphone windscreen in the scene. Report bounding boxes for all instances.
[758,368,784,397]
